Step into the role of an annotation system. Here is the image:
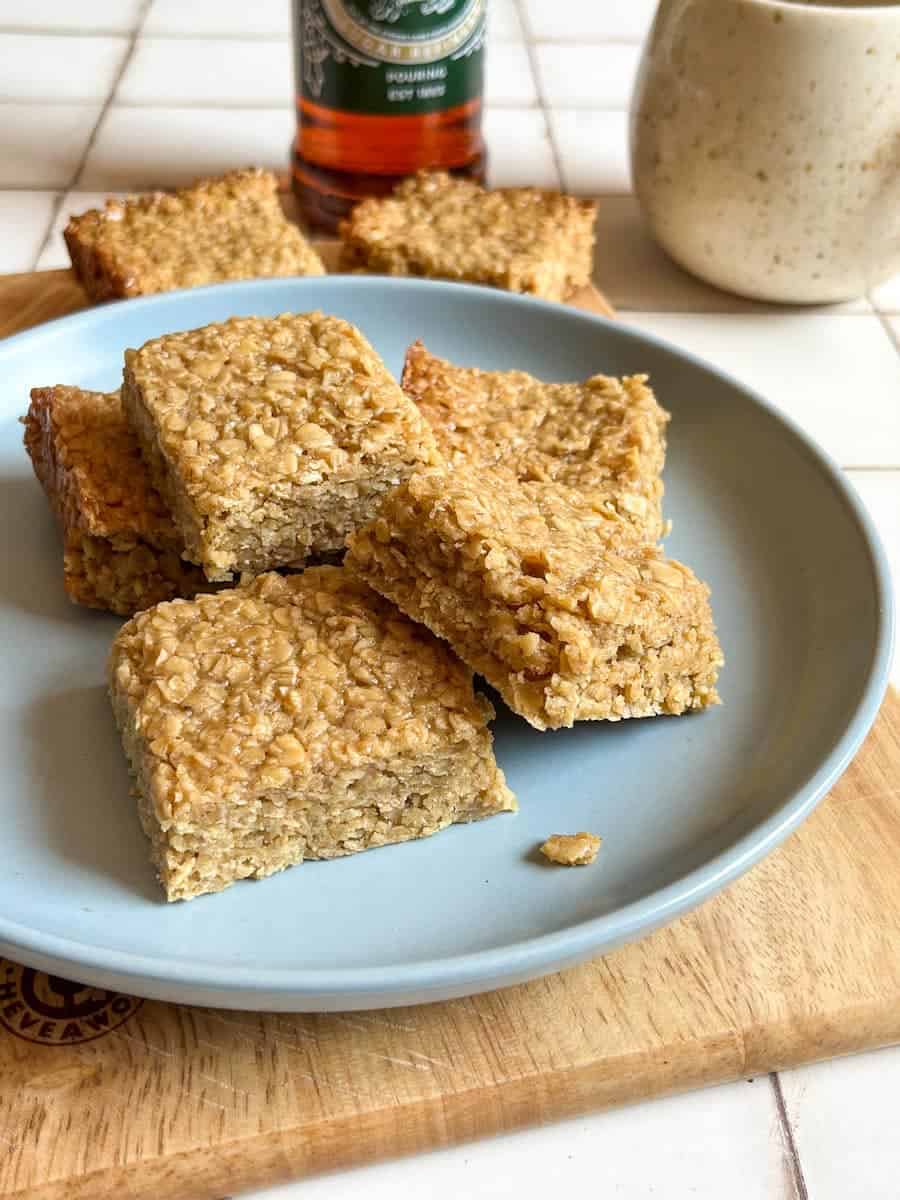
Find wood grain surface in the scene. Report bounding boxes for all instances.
[0,268,897,1200]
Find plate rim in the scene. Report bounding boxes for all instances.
[0,275,893,1005]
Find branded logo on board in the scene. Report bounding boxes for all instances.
[0,959,143,1046]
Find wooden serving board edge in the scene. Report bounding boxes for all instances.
[0,261,614,344]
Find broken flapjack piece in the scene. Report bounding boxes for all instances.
[540,833,602,866]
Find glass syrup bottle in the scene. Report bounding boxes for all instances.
[291,1,487,233]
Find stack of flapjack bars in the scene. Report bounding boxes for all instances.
[21,167,722,902]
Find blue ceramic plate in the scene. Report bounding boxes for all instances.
[0,277,892,1010]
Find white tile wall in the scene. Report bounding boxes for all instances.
[117,37,293,107]
[143,0,291,38]
[0,0,144,34]
[79,107,295,189]
[624,312,900,467]
[779,1047,900,1200]
[0,33,129,103]
[0,190,58,272]
[0,103,101,186]
[489,0,524,42]
[484,108,558,189]
[548,108,632,193]
[533,43,641,109]
[522,0,659,43]
[484,40,538,107]
[872,274,900,314]
[2,13,900,1199]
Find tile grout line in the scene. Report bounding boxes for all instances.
[0,28,287,40]
[513,4,567,191]
[0,25,640,44]
[512,34,644,45]
[770,1073,810,1200]
[0,98,544,112]
[29,0,154,269]
[29,205,71,276]
[0,25,133,37]
[875,308,900,358]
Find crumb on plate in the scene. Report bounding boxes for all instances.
[540,832,602,866]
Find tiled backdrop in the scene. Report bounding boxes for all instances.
[1,3,900,1197]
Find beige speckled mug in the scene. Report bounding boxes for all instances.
[630,0,900,303]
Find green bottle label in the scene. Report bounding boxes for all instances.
[296,0,485,116]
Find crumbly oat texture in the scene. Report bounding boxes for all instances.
[540,832,602,866]
[59,529,207,617]
[108,567,515,901]
[122,312,442,580]
[340,171,597,302]
[403,342,669,542]
[347,465,723,731]
[23,386,206,615]
[65,168,325,302]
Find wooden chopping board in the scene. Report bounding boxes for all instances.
[2,267,899,1200]
[0,253,614,341]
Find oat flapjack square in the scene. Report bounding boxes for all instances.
[108,568,516,901]
[340,171,597,302]
[402,341,669,542]
[347,465,722,731]
[122,312,444,580]
[65,168,325,301]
